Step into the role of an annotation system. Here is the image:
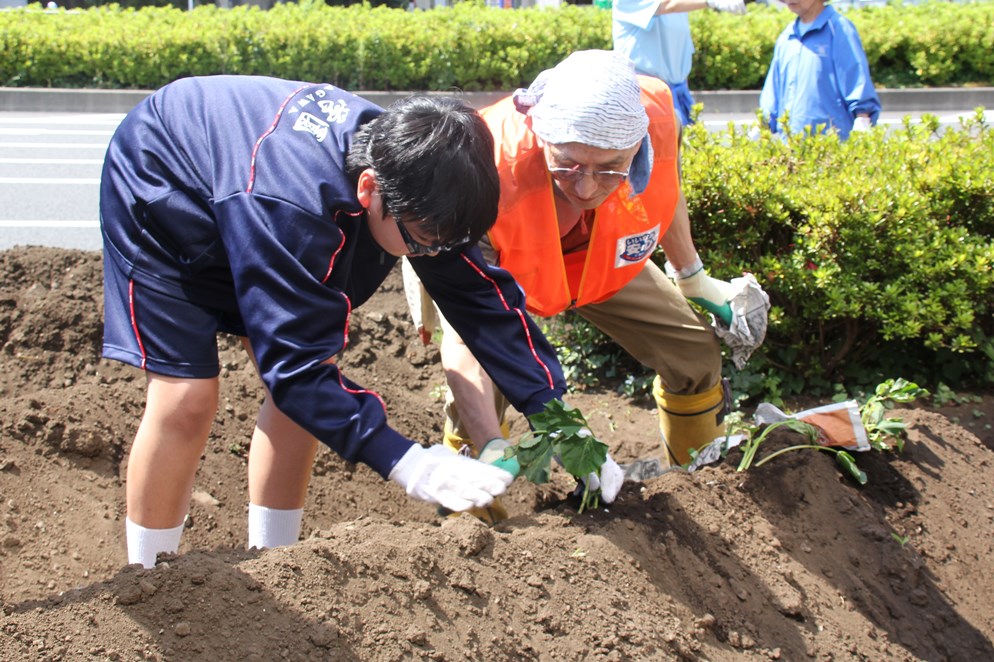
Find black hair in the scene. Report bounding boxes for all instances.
[346,96,499,247]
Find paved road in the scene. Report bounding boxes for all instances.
[1,105,990,251]
[0,111,120,251]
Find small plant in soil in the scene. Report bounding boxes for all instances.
[731,378,928,484]
[861,378,929,452]
[510,400,608,513]
[734,418,868,484]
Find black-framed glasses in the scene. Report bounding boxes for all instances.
[395,218,467,256]
[547,162,630,187]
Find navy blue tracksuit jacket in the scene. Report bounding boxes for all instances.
[100,75,565,479]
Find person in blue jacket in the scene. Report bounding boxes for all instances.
[759,0,881,140]
[100,76,617,568]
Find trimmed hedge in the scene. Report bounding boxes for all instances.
[548,115,994,402]
[458,113,994,403]
[679,113,994,398]
[1,2,993,90]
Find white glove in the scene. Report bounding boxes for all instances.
[389,445,513,512]
[575,429,624,504]
[582,453,625,504]
[706,0,746,14]
[852,116,872,132]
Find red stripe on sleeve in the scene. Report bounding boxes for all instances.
[245,85,310,193]
[323,207,363,284]
[337,373,387,414]
[459,254,556,390]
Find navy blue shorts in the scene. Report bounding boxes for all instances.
[101,249,247,379]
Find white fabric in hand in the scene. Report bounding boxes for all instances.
[713,273,771,369]
[706,0,746,14]
[852,116,872,132]
[389,445,513,512]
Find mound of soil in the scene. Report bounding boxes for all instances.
[1,246,992,661]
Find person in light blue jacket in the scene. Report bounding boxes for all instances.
[759,0,881,140]
[614,0,747,128]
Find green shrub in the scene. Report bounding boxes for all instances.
[1,2,992,90]
[541,114,993,403]
[0,2,612,89]
[687,112,992,400]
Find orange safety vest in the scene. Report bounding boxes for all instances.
[484,76,680,318]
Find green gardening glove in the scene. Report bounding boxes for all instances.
[478,438,521,478]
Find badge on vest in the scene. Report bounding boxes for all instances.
[614,227,659,268]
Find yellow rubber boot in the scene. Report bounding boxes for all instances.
[442,422,472,454]
[439,420,512,525]
[653,377,728,467]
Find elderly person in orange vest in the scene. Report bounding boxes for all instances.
[406,50,768,518]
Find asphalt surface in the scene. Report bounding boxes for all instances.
[1,87,992,251]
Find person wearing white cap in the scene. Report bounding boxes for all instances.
[404,50,767,519]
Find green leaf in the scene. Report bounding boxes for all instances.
[518,400,610,507]
[517,434,545,450]
[557,433,608,480]
[514,435,556,485]
[835,451,868,485]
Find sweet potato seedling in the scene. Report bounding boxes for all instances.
[735,418,869,485]
[510,400,608,513]
[732,378,928,485]
[861,378,929,452]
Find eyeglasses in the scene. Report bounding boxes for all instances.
[395,218,468,256]
[547,162,630,187]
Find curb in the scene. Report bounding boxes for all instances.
[697,88,994,114]
[2,86,993,114]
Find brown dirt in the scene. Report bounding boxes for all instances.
[1,246,992,662]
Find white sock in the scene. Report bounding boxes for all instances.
[247,503,304,550]
[126,517,184,569]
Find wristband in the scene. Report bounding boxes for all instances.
[665,253,705,280]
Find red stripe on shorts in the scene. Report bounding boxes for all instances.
[128,279,148,370]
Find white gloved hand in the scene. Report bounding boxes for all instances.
[582,453,625,504]
[851,116,872,132]
[574,429,624,504]
[706,0,746,14]
[389,445,513,512]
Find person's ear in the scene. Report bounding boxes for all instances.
[356,168,377,210]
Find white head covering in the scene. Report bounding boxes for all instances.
[512,50,653,194]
